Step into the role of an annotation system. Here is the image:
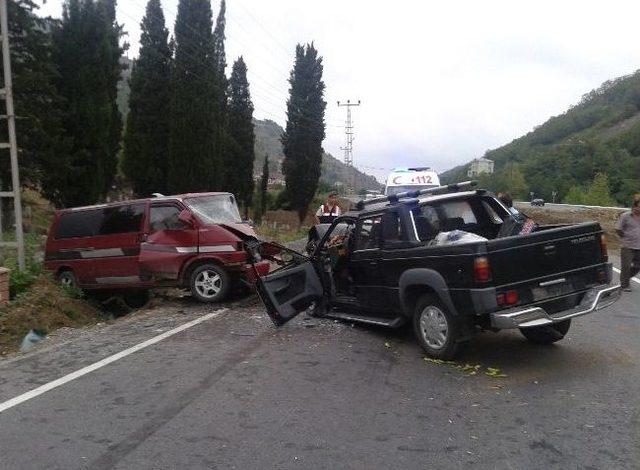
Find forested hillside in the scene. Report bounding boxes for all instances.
[442,71,640,205]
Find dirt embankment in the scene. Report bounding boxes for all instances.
[0,276,101,356]
[516,203,626,249]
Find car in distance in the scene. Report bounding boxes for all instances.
[45,192,270,304]
[531,198,546,206]
[252,182,620,359]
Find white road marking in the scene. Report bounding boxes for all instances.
[0,309,227,415]
[612,267,640,285]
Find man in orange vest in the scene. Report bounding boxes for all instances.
[315,192,342,224]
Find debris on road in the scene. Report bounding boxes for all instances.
[20,329,46,352]
[423,357,507,378]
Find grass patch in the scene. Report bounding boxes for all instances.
[0,275,101,356]
[256,224,309,245]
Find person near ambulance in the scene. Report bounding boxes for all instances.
[616,195,640,292]
[315,192,342,224]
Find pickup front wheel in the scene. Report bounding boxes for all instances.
[413,295,462,360]
[520,320,571,344]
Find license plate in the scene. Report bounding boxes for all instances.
[532,283,573,301]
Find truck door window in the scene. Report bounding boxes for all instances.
[355,216,383,250]
[150,205,186,232]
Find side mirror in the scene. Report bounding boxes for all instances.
[178,209,195,228]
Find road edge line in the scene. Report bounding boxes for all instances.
[612,267,640,285]
[0,308,227,415]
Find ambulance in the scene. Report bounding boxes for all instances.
[384,167,441,196]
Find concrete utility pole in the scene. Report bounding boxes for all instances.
[337,99,361,167]
[0,0,26,270]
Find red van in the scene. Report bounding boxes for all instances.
[44,192,270,303]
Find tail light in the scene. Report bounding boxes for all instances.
[474,256,492,283]
[600,235,608,262]
[497,290,519,307]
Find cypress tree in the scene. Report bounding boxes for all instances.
[168,0,218,193]
[0,1,64,197]
[226,57,255,215]
[281,43,326,222]
[260,155,269,217]
[212,0,227,190]
[123,0,172,196]
[52,0,125,207]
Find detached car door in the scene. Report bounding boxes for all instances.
[253,243,324,326]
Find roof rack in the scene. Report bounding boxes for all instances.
[355,180,478,210]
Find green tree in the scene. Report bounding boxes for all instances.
[123,0,172,197]
[52,0,125,207]
[168,0,220,193]
[564,186,586,205]
[0,1,64,199]
[225,57,255,215]
[281,43,326,222]
[583,172,617,206]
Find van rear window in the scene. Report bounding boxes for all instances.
[56,204,144,239]
[56,210,102,239]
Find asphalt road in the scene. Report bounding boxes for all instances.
[0,276,638,469]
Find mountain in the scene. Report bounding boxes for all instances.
[441,71,640,204]
[253,119,382,192]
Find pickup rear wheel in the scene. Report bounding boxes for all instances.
[520,320,571,344]
[57,269,77,289]
[413,295,462,360]
[190,264,230,303]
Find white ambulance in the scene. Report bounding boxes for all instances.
[384,167,441,196]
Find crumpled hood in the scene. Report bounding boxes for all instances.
[221,223,259,240]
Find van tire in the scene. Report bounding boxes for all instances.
[123,290,150,309]
[520,320,571,345]
[57,269,77,289]
[190,264,230,303]
[413,294,463,360]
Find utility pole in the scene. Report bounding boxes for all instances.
[0,0,26,270]
[337,99,360,167]
[337,99,360,192]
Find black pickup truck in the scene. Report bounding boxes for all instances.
[251,182,621,359]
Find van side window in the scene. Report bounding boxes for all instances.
[100,204,145,235]
[150,205,185,232]
[56,209,102,239]
[355,216,383,250]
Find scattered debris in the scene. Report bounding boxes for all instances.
[423,357,506,378]
[20,329,46,352]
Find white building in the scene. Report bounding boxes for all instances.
[467,158,494,177]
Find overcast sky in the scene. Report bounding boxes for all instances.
[37,0,640,181]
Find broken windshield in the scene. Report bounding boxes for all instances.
[184,194,242,225]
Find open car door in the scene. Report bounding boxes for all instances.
[252,242,324,326]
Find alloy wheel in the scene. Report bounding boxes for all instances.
[419,305,449,350]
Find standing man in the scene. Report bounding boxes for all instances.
[315,192,342,224]
[615,195,640,292]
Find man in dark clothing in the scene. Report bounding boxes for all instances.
[616,195,640,291]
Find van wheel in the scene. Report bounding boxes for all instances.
[520,320,571,345]
[123,290,150,309]
[57,269,77,289]
[413,294,462,360]
[190,264,230,303]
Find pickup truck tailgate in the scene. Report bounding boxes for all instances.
[487,222,606,286]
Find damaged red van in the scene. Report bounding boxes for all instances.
[44,192,270,303]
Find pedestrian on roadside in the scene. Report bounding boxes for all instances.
[315,192,342,224]
[615,195,640,292]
